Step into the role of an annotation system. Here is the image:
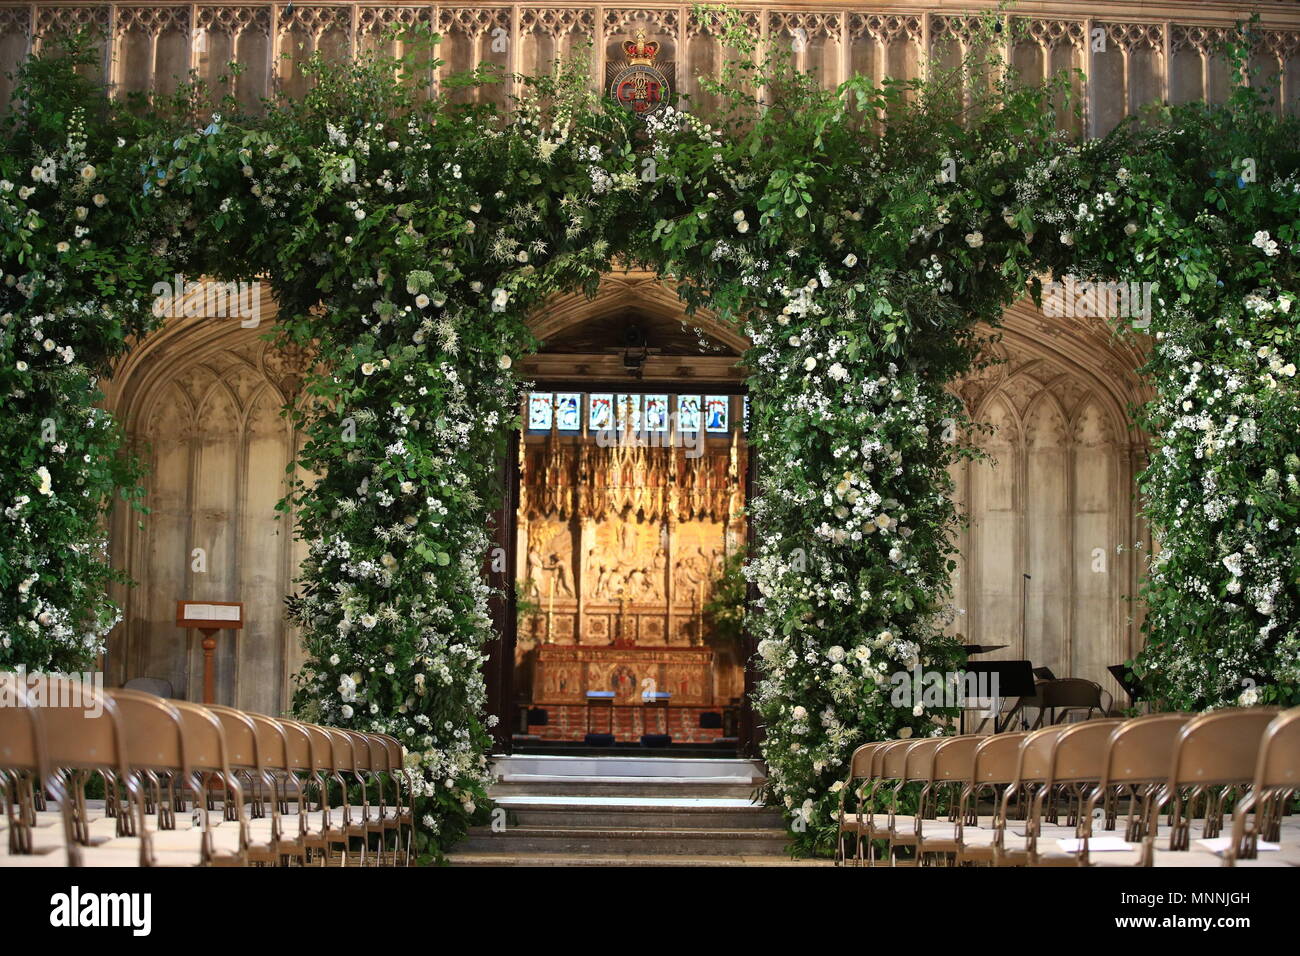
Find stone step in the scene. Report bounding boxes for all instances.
[460,825,791,856]
[492,754,765,779]
[491,776,761,799]
[448,851,832,867]
[494,795,785,830]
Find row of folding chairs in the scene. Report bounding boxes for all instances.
[837,707,1300,867]
[0,677,415,866]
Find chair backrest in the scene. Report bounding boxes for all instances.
[931,735,980,784]
[326,728,356,775]
[848,742,881,779]
[365,734,389,776]
[0,676,46,778]
[379,735,407,782]
[903,737,945,784]
[247,713,290,773]
[1099,713,1192,786]
[1016,725,1070,785]
[302,724,337,773]
[344,731,373,773]
[1039,678,1103,710]
[1255,707,1300,790]
[1171,708,1283,789]
[33,678,130,777]
[878,739,917,782]
[207,705,262,773]
[971,732,1027,785]
[105,688,186,774]
[169,700,231,777]
[1049,718,1125,786]
[277,718,315,772]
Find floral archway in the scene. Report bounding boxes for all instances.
[3,20,1297,858]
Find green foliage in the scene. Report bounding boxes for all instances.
[702,548,747,648]
[1058,27,1300,710]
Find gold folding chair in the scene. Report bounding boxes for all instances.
[0,676,48,857]
[916,735,980,865]
[863,739,920,866]
[1035,718,1125,866]
[1145,707,1282,866]
[888,737,945,866]
[955,732,1027,866]
[1226,707,1300,866]
[34,681,149,866]
[835,741,883,866]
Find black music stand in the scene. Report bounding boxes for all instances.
[960,660,1038,733]
[1107,664,1144,705]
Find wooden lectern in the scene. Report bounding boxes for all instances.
[176,601,243,704]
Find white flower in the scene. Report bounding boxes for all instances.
[415,294,430,309]
[36,466,53,496]
[16,361,28,372]
[827,362,848,382]
[964,231,984,248]
[381,553,398,570]
[498,354,512,370]
[80,165,96,182]
[732,210,746,223]
[340,705,354,719]
[360,613,379,629]
[803,357,817,372]
[1124,222,1137,236]
[361,362,377,376]
[93,193,107,207]
[791,705,808,720]
[328,653,340,666]
[843,253,858,267]
[736,220,749,234]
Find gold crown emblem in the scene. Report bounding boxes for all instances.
[622,30,659,65]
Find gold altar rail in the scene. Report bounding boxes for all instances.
[2,3,1299,128]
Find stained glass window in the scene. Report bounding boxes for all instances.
[677,395,701,432]
[616,394,642,431]
[555,392,582,431]
[528,392,553,431]
[644,394,669,432]
[588,393,614,431]
[704,395,729,433]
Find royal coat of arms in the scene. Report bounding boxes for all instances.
[608,30,672,116]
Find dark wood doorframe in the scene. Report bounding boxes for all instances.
[484,428,520,754]
[482,382,762,759]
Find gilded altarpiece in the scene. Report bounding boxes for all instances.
[517,424,746,708]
